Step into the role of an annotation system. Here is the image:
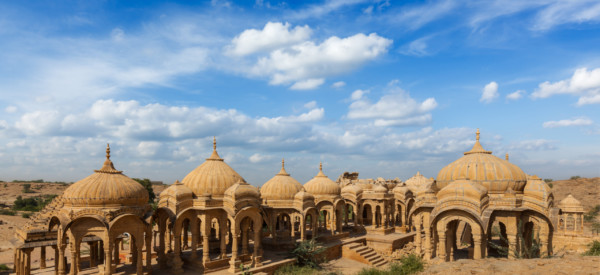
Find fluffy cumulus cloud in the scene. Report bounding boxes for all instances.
[542,117,594,128]
[480,81,499,103]
[238,23,391,89]
[347,86,437,127]
[227,22,312,56]
[532,67,600,105]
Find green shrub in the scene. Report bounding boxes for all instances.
[0,209,16,216]
[357,254,424,275]
[584,205,600,222]
[13,195,57,212]
[356,268,388,275]
[132,178,156,203]
[0,264,9,270]
[21,212,31,218]
[274,264,321,275]
[583,240,600,256]
[22,183,34,193]
[570,176,581,180]
[291,239,326,268]
[543,179,553,183]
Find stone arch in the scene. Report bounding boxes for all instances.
[433,209,485,261]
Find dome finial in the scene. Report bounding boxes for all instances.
[213,136,217,151]
[505,153,509,161]
[476,128,480,142]
[282,158,285,169]
[319,161,323,172]
[277,158,289,175]
[106,143,111,160]
[96,143,121,174]
[464,128,491,155]
[207,136,223,161]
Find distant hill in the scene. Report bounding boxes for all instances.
[550,177,600,211]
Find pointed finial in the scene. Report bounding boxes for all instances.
[319,161,323,172]
[505,153,509,161]
[282,158,285,169]
[213,136,217,151]
[476,128,480,142]
[106,143,111,159]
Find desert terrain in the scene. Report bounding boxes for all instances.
[0,177,598,274]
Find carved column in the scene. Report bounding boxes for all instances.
[158,221,166,269]
[136,240,143,275]
[190,217,198,260]
[438,232,446,261]
[58,244,66,275]
[425,224,432,260]
[145,231,152,274]
[253,229,262,267]
[113,240,120,265]
[415,217,422,255]
[300,217,306,241]
[228,232,240,273]
[507,234,517,259]
[540,234,549,257]
[104,241,112,275]
[473,234,482,260]
[219,217,227,259]
[172,235,183,273]
[70,243,78,275]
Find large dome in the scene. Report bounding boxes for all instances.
[261,159,304,201]
[436,130,527,193]
[304,162,341,196]
[182,138,245,198]
[62,144,149,207]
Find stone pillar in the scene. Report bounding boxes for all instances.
[136,241,143,275]
[131,238,138,265]
[220,219,227,259]
[415,217,422,255]
[158,224,166,269]
[23,248,33,275]
[15,249,20,275]
[40,246,47,269]
[473,234,482,260]
[425,225,432,260]
[172,235,183,273]
[253,229,262,267]
[58,244,66,275]
[87,242,95,268]
[104,242,112,275]
[146,232,152,274]
[53,245,59,275]
[300,217,306,241]
[70,245,78,275]
[540,234,549,257]
[372,208,377,228]
[202,235,210,265]
[113,240,120,265]
[183,222,189,250]
[191,218,198,260]
[228,233,240,273]
[99,241,104,262]
[438,233,446,261]
[167,226,173,252]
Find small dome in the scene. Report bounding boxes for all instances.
[63,144,149,207]
[304,162,341,196]
[261,159,303,200]
[160,180,193,201]
[392,183,410,195]
[436,129,527,193]
[523,175,551,202]
[341,184,363,196]
[405,172,433,192]
[224,180,260,201]
[373,184,388,193]
[182,138,245,197]
[294,190,315,201]
[558,194,584,213]
[437,178,488,202]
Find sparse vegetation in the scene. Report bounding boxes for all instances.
[0,264,9,271]
[291,239,326,269]
[357,254,424,275]
[13,195,57,212]
[21,183,34,193]
[583,240,600,256]
[21,212,31,218]
[570,176,581,180]
[584,205,600,222]
[543,179,553,183]
[0,209,16,216]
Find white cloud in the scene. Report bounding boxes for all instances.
[532,67,600,105]
[532,0,600,31]
[400,36,431,56]
[480,81,499,103]
[506,90,525,100]
[290,78,325,90]
[391,0,457,30]
[251,32,392,87]
[227,22,312,56]
[5,106,17,113]
[347,86,437,127]
[249,153,274,163]
[542,117,594,128]
[304,101,317,109]
[332,81,346,88]
[351,89,368,101]
[507,139,556,151]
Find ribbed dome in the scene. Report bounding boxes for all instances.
[182,138,245,197]
[63,144,149,207]
[436,129,527,193]
[405,171,433,192]
[224,180,260,200]
[304,162,341,196]
[373,184,388,193]
[341,184,363,196]
[160,180,193,201]
[261,159,303,200]
[523,175,551,202]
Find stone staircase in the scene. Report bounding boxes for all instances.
[22,195,64,232]
[342,242,388,267]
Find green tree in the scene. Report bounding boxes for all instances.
[133,178,156,203]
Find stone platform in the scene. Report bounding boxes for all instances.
[365,232,415,255]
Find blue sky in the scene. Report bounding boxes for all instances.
[0,0,599,185]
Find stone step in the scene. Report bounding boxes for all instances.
[347,243,362,249]
[355,246,369,253]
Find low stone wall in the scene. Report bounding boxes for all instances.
[553,234,600,254]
